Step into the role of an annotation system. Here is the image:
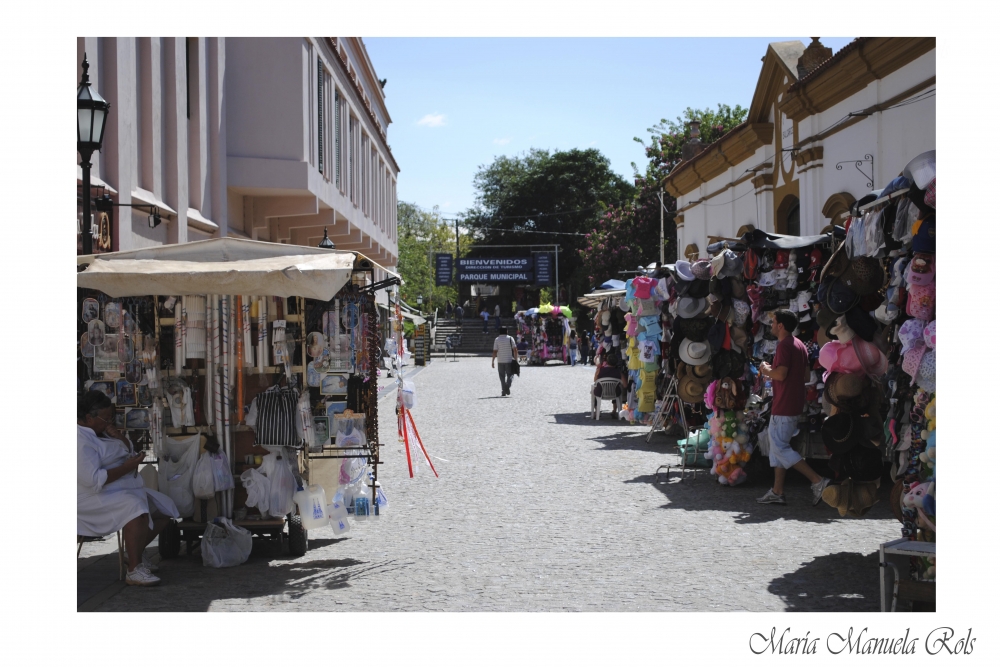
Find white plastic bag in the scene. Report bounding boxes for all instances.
[266,453,296,518]
[192,453,216,500]
[201,518,252,568]
[401,380,416,409]
[240,468,270,515]
[210,452,234,492]
[139,464,159,492]
[158,435,200,517]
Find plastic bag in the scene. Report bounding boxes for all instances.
[401,380,416,409]
[192,453,216,499]
[210,452,234,492]
[240,468,270,515]
[139,464,159,491]
[201,517,252,568]
[266,453,296,518]
[158,435,200,517]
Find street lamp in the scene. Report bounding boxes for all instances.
[317,227,336,249]
[77,53,110,255]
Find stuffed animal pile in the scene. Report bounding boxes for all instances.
[705,379,752,485]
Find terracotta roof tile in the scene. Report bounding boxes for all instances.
[786,38,867,92]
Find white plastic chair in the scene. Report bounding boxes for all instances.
[591,378,623,420]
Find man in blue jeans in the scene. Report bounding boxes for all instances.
[757,310,830,506]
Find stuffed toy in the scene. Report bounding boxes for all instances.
[902,481,931,510]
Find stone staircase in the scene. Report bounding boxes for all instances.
[433,317,518,354]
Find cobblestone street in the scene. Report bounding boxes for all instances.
[81,355,901,612]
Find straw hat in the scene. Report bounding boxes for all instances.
[847,480,880,517]
[822,481,852,517]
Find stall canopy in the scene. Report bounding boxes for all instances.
[706,228,845,254]
[76,237,372,301]
[578,289,625,309]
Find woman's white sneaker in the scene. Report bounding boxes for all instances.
[125,565,161,586]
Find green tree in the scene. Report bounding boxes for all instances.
[396,202,470,312]
[463,148,634,303]
[580,104,748,285]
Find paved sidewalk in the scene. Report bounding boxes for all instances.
[84,356,900,611]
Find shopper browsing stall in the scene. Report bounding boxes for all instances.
[756,310,830,506]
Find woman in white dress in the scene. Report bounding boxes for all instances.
[78,390,180,586]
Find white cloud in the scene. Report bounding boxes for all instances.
[417,113,446,127]
[493,138,511,145]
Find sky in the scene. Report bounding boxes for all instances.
[364,37,855,217]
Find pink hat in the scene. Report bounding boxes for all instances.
[819,341,864,380]
[902,340,927,379]
[905,253,935,287]
[853,337,888,379]
[898,318,928,354]
[906,283,936,321]
[923,320,936,349]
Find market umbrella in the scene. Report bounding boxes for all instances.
[537,303,554,314]
[598,279,626,291]
[552,305,573,317]
[525,307,540,316]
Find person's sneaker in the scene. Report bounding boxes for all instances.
[756,489,787,505]
[811,477,831,506]
[125,565,161,586]
[123,548,159,572]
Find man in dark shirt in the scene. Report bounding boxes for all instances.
[756,310,830,506]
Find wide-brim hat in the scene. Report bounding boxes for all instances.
[902,149,936,190]
[677,369,709,404]
[686,278,711,299]
[824,372,865,409]
[848,480,880,517]
[709,276,733,300]
[826,279,861,314]
[691,259,713,281]
[853,337,888,379]
[730,325,748,353]
[676,297,708,319]
[844,445,884,483]
[690,361,713,380]
[890,478,905,523]
[674,260,696,282]
[678,338,713,366]
[845,306,877,342]
[712,348,745,380]
[821,241,850,282]
[838,256,885,296]
[674,316,713,342]
[730,276,746,299]
[822,481,852,517]
[822,412,860,455]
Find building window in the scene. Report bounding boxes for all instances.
[335,89,341,188]
[317,58,324,175]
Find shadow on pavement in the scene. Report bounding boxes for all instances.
[768,551,882,611]
[586,429,678,454]
[627,471,897,525]
[93,550,413,611]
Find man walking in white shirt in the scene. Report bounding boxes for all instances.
[491,326,520,396]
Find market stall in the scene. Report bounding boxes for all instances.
[77,238,400,560]
[515,304,572,365]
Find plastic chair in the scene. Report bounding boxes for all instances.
[591,378,623,420]
[77,530,126,581]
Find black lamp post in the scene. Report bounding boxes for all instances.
[317,227,336,250]
[78,54,110,255]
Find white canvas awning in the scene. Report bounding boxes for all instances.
[77,237,359,300]
[578,289,625,309]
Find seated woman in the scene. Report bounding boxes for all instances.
[592,353,628,410]
[516,335,530,356]
[78,390,180,586]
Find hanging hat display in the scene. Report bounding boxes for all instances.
[678,339,713,366]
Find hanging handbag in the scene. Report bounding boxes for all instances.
[508,336,520,376]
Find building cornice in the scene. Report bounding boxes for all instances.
[793,146,823,167]
[323,37,400,174]
[779,37,935,121]
[663,123,773,198]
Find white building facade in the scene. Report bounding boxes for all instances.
[76,37,398,277]
[665,37,935,260]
